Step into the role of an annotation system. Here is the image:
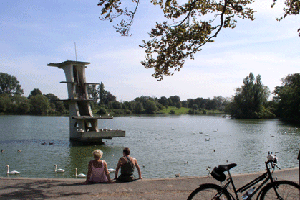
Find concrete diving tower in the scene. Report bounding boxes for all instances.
[48,60,125,144]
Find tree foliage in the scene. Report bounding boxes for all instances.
[11,95,31,114]
[99,82,106,105]
[87,84,100,103]
[230,73,272,119]
[273,73,300,123]
[158,96,168,106]
[0,94,12,113]
[144,100,158,114]
[45,93,66,114]
[98,0,300,80]
[29,94,50,115]
[272,0,300,33]
[28,88,42,98]
[98,82,117,105]
[0,73,24,95]
[97,0,256,80]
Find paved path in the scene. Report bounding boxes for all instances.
[0,168,298,200]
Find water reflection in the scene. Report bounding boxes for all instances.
[0,115,299,179]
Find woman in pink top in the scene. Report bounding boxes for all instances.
[85,150,112,184]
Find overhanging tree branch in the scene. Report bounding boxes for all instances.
[97,0,257,80]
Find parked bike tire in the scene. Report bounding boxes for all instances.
[260,180,300,200]
[187,183,231,200]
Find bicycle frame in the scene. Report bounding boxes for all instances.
[221,161,277,200]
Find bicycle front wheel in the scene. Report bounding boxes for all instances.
[260,181,300,200]
[187,183,231,200]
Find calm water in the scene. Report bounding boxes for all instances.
[0,115,299,179]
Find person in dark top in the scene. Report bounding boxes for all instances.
[115,147,142,182]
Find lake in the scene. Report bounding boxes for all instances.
[0,115,299,179]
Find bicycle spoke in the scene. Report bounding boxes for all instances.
[188,184,230,200]
[192,189,228,199]
[261,181,300,200]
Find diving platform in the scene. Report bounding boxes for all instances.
[48,60,125,144]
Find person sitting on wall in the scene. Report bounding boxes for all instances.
[115,147,142,182]
[85,150,112,184]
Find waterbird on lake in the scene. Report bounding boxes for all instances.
[75,168,86,178]
[206,166,211,176]
[1,150,4,153]
[41,142,46,145]
[205,138,210,141]
[49,142,54,145]
[175,173,180,177]
[6,165,20,175]
[54,165,65,173]
[17,150,21,152]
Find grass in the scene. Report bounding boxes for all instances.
[159,106,190,114]
[158,106,225,115]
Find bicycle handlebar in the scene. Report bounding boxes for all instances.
[267,153,277,163]
[266,152,281,170]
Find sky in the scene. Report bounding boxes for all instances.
[1,0,299,101]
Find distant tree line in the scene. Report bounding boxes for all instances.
[0,73,68,115]
[1,72,300,124]
[95,82,230,115]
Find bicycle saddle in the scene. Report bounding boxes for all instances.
[211,163,237,182]
[218,163,237,171]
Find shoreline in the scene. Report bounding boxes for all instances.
[0,167,298,200]
[0,166,298,181]
[0,167,298,181]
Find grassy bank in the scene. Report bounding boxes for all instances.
[98,106,226,116]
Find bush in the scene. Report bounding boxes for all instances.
[97,108,106,115]
[113,109,124,115]
[125,109,132,114]
[256,106,276,119]
[188,109,194,114]
[169,110,175,114]
[188,109,201,114]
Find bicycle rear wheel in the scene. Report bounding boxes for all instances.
[260,181,300,200]
[187,183,231,200]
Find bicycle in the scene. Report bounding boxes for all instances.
[187,152,300,200]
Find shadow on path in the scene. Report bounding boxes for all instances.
[0,179,89,199]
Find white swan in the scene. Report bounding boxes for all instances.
[54,165,65,173]
[108,168,115,173]
[75,168,86,178]
[6,165,20,175]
